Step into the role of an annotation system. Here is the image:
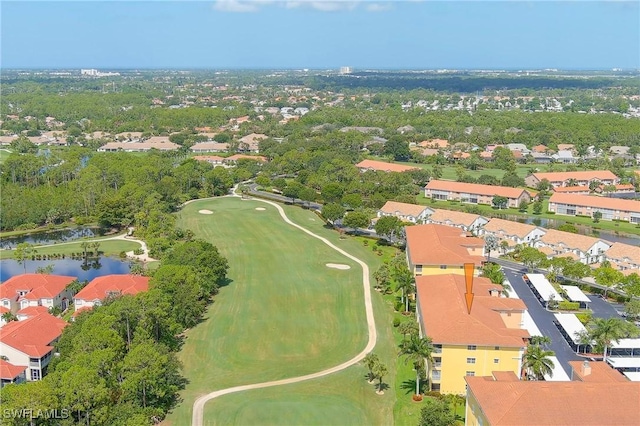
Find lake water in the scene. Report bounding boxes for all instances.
[0,257,131,282]
[0,227,105,250]
[495,214,640,246]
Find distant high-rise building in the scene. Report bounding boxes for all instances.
[339,66,353,75]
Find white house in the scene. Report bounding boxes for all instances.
[0,313,67,381]
[0,274,75,314]
[481,218,547,250]
[377,201,434,224]
[534,229,612,265]
[426,209,489,233]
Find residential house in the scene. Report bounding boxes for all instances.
[0,274,75,314]
[534,229,611,265]
[525,170,619,189]
[377,201,434,224]
[417,139,449,150]
[191,142,229,153]
[548,193,640,223]
[0,359,27,387]
[238,133,268,153]
[115,132,143,142]
[425,180,532,208]
[193,155,225,166]
[416,274,529,394]
[16,305,49,321]
[552,186,591,195]
[355,159,419,173]
[465,362,638,426]
[507,143,530,154]
[426,209,489,233]
[405,224,485,276]
[97,139,180,152]
[0,313,67,381]
[557,144,575,152]
[552,150,578,164]
[340,126,384,135]
[604,242,640,276]
[481,218,546,250]
[73,275,150,312]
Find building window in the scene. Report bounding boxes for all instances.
[467,358,476,364]
[76,300,83,306]
[31,369,41,381]
[494,358,500,364]
[466,371,475,376]
[467,345,477,351]
[440,265,447,270]
[494,346,500,351]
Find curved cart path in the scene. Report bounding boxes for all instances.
[191,197,377,426]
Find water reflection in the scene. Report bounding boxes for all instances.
[0,227,105,250]
[495,214,640,245]
[0,257,131,282]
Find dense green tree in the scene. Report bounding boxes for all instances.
[321,203,346,223]
[518,247,548,272]
[593,266,624,299]
[418,398,456,426]
[343,210,370,230]
[374,216,403,241]
[491,195,508,210]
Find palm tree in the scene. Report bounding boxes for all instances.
[530,335,551,347]
[522,344,555,380]
[363,352,379,383]
[399,334,434,395]
[90,241,101,258]
[574,330,593,354]
[398,320,419,341]
[394,268,415,312]
[372,361,388,394]
[373,264,391,292]
[587,317,638,362]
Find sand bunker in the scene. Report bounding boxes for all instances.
[326,263,351,270]
[255,207,266,211]
[199,210,214,215]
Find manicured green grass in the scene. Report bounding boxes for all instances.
[0,239,140,260]
[166,198,398,425]
[397,162,533,181]
[0,149,13,164]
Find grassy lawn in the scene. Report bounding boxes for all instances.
[166,198,398,425]
[0,239,141,260]
[397,161,533,181]
[0,149,13,164]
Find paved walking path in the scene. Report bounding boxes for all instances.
[1,233,156,262]
[191,195,377,426]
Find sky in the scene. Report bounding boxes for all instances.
[1,1,639,70]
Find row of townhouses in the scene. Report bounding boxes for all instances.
[378,201,640,274]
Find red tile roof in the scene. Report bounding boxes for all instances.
[568,361,629,383]
[193,155,225,162]
[428,209,486,228]
[425,180,530,199]
[379,201,430,217]
[0,274,76,301]
[466,374,639,425]
[17,306,49,317]
[0,313,67,357]
[74,275,149,302]
[531,170,618,183]
[405,224,485,266]
[549,193,640,214]
[0,359,26,380]
[552,185,590,193]
[226,154,267,162]
[416,274,529,347]
[355,159,419,173]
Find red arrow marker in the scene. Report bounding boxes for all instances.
[464,263,475,314]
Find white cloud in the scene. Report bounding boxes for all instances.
[213,0,262,12]
[366,2,392,12]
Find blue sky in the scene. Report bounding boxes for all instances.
[1,1,638,69]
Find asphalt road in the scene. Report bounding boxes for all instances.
[501,264,581,377]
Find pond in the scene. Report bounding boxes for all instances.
[494,214,640,246]
[0,227,106,250]
[0,257,132,282]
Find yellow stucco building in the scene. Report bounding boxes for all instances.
[405,224,485,277]
[416,274,529,395]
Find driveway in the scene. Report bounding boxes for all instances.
[501,264,581,378]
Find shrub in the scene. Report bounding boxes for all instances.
[545,211,556,215]
[119,251,127,259]
[575,312,593,325]
[393,317,401,327]
[133,248,144,255]
[557,301,580,311]
[412,394,423,401]
[424,391,444,399]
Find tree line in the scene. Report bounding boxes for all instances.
[0,239,229,425]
